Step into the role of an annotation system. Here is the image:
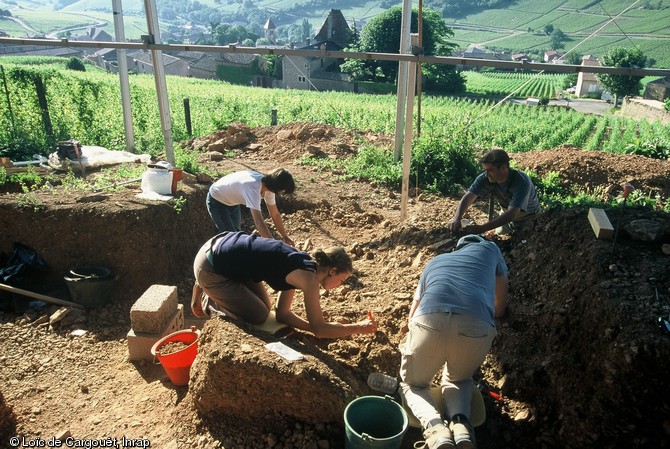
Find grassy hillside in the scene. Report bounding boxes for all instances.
[1,0,669,67]
[447,0,670,66]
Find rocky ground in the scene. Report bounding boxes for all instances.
[1,122,669,449]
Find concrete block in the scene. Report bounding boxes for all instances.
[127,304,184,361]
[130,284,178,334]
[588,208,614,240]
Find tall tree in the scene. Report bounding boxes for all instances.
[550,28,566,49]
[351,6,458,83]
[301,19,312,42]
[597,47,648,106]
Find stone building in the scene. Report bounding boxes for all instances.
[281,9,353,91]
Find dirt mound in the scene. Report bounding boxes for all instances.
[511,146,670,198]
[1,123,669,449]
[183,122,393,163]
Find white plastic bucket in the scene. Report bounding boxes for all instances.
[141,167,173,195]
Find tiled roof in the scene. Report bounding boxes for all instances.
[314,9,351,47]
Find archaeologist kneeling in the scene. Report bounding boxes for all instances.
[191,231,377,338]
[400,234,508,449]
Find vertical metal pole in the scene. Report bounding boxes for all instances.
[0,65,16,138]
[34,76,53,142]
[400,34,418,221]
[143,0,174,165]
[416,0,423,137]
[112,0,135,152]
[393,0,413,162]
[183,98,192,137]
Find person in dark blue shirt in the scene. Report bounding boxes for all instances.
[449,149,540,235]
[191,232,377,339]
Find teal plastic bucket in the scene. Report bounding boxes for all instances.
[344,395,408,449]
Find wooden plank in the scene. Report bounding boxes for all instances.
[0,282,84,309]
[4,166,50,174]
[588,208,614,240]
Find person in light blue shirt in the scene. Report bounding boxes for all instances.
[400,235,508,449]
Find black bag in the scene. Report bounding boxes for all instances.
[0,243,49,313]
[56,139,82,161]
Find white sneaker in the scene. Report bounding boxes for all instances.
[423,423,455,449]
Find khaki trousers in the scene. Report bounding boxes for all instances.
[399,312,496,428]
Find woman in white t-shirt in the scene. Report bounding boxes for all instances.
[207,168,295,246]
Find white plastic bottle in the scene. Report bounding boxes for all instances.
[367,372,398,394]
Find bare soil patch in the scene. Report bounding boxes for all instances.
[1,123,669,449]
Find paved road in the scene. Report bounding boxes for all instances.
[551,98,614,116]
[510,98,614,116]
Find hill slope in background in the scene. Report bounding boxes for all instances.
[1,0,669,67]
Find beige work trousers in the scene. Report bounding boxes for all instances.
[399,312,496,428]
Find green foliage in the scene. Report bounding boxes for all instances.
[213,23,258,45]
[550,28,567,49]
[563,53,583,66]
[597,47,648,102]
[172,196,187,214]
[65,57,86,72]
[17,186,41,211]
[298,145,399,189]
[562,73,577,89]
[215,64,255,85]
[463,71,564,98]
[263,54,282,78]
[175,145,203,174]
[422,65,466,95]
[538,97,550,106]
[87,164,145,192]
[624,138,669,160]
[410,134,479,195]
[340,46,372,81]
[342,145,403,190]
[8,167,43,187]
[1,58,669,166]
[526,170,602,210]
[301,135,479,196]
[355,6,456,82]
[624,189,664,210]
[434,0,514,17]
[665,98,670,111]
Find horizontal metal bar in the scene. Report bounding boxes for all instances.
[1,36,669,77]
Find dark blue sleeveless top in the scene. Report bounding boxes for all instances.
[208,232,316,291]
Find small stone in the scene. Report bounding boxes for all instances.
[514,409,530,421]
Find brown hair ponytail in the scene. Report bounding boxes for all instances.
[312,247,353,274]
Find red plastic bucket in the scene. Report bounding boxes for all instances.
[169,168,183,194]
[151,327,200,386]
